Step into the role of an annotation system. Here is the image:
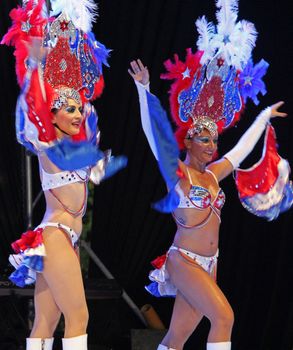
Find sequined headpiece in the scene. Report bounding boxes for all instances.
[51,87,82,109]
[2,0,110,107]
[187,116,218,139]
[161,0,269,149]
[2,0,110,145]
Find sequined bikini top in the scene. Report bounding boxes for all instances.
[176,168,225,210]
[173,167,225,229]
[41,166,90,218]
[41,167,90,191]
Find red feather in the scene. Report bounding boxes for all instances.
[1,0,46,87]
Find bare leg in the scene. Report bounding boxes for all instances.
[31,226,88,338]
[161,291,203,350]
[166,250,234,345]
[30,273,61,338]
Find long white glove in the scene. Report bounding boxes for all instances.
[224,107,272,169]
[134,80,159,160]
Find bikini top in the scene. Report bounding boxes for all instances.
[41,166,90,218]
[173,167,225,229]
[176,168,225,210]
[41,167,90,191]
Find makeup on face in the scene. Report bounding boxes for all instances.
[52,99,84,137]
[192,135,218,146]
[65,105,84,114]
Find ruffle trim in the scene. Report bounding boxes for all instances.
[9,228,45,287]
[145,254,176,298]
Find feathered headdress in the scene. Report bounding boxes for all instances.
[161,0,269,149]
[2,0,111,169]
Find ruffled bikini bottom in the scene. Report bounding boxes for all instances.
[8,222,79,287]
[145,245,218,297]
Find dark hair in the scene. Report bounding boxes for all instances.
[51,108,58,115]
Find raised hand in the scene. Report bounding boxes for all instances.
[128,59,149,85]
[270,101,287,118]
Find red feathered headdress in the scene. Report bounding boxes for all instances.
[160,0,268,149]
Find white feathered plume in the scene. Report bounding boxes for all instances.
[50,0,98,32]
[196,16,216,64]
[197,0,258,69]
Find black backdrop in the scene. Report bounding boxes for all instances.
[0,1,292,349]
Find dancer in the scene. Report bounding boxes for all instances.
[2,1,126,349]
[129,1,291,349]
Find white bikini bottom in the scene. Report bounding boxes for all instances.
[8,222,79,287]
[146,245,218,297]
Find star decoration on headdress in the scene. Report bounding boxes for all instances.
[239,59,269,105]
[182,67,191,79]
[223,35,231,44]
[216,57,225,68]
[244,76,253,86]
[60,20,69,32]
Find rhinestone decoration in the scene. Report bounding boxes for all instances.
[79,36,100,99]
[42,12,102,102]
[59,58,67,72]
[178,52,242,131]
[206,53,230,81]
[193,75,225,122]
[178,66,206,122]
[223,68,242,127]
[47,13,77,44]
[187,117,218,139]
[52,87,81,109]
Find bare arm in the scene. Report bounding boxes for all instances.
[208,102,287,181]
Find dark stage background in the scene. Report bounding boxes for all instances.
[0,1,292,349]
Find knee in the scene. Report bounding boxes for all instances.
[32,313,61,337]
[65,304,89,329]
[167,324,194,346]
[210,306,234,331]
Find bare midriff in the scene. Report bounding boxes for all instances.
[39,154,87,236]
[172,207,220,257]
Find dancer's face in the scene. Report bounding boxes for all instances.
[185,129,218,164]
[52,98,84,137]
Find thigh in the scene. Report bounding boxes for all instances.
[31,273,61,336]
[34,272,61,319]
[166,250,232,321]
[170,290,203,332]
[41,227,87,316]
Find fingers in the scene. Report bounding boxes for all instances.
[278,112,288,117]
[130,60,141,74]
[137,59,145,70]
[271,101,288,118]
[130,59,148,73]
[272,101,285,109]
[129,59,149,85]
[127,68,135,78]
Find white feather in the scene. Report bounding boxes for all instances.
[215,0,238,24]
[50,0,98,32]
[201,0,258,69]
[196,16,216,64]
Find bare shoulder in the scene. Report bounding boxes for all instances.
[207,157,234,182]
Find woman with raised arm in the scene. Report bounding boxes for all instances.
[128,2,291,349]
[2,1,126,350]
